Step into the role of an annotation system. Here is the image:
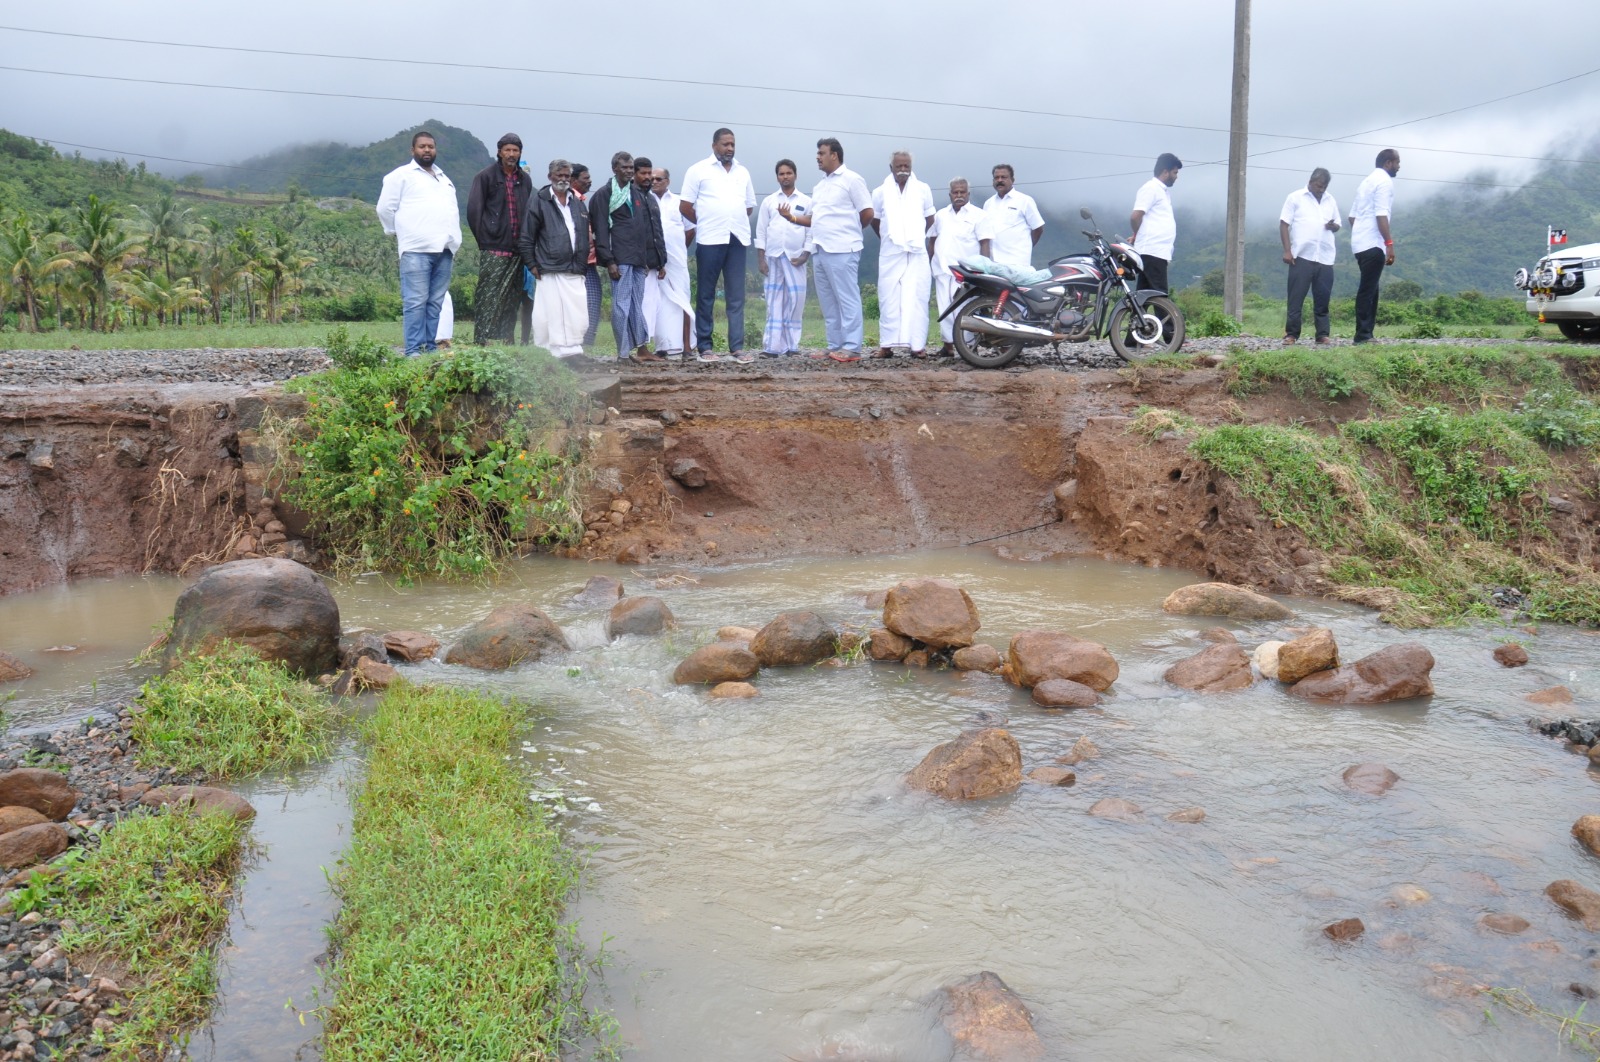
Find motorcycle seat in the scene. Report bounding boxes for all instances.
[956,255,1052,286]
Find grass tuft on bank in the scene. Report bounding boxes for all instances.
[58,807,251,1060]
[134,642,336,777]
[277,328,591,580]
[321,682,601,1061]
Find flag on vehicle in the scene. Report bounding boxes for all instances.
[1549,227,1569,246]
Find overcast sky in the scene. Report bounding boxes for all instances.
[5,1,1598,224]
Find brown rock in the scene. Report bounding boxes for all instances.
[1162,582,1293,620]
[1027,767,1076,786]
[1277,628,1339,684]
[1288,643,1435,704]
[607,596,675,638]
[0,807,48,836]
[1088,797,1143,821]
[750,611,837,667]
[1479,914,1531,935]
[162,558,340,677]
[1529,686,1575,705]
[672,642,761,685]
[0,769,78,821]
[1056,736,1100,765]
[716,626,759,643]
[904,649,932,668]
[1032,679,1100,708]
[354,656,398,690]
[381,630,440,662]
[708,681,759,699]
[938,971,1044,1061]
[1166,807,1207,823]
[1574,816,1600,858]
[1200,627,1239,644]
[1548,880,1600,930]
[952,644,1003,673]
[1342,763,1401,796]
[668,458,708,489]
[338,631,388,670]
[1324,918,1365,942]
[0,823,67,870]
[444,605,570,670]
[1164,643,1254,692]
[139,785,256,822]
[863,589,889,610]
[882,578,981,649]
[1007,631,1119,691]
[0,651,31,683]
[867,628,913,662]
[570,575,625,607]
[1494,643,1530,668]
[906,729,1022,800]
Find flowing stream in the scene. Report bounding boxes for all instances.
[4,552,1600,1060]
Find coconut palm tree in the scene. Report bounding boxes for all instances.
[252,227,316,324]
[52,195,143,331]
[135,192,194,282]
[0,211,49,331]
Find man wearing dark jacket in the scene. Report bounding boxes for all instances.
[466,133,532,344]
[591,152,668,363]
[517,158,592,359]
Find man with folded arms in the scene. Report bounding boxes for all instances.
[780,137,873,362]
[1278,167,1340,345]
[870,150,936,358]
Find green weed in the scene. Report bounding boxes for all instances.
[133,642,336,777]
[1485,986,1600,1058]
[1194,309,1243,338]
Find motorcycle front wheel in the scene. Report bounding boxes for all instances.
[953,295,1026,369]
[1108,295,1186,361]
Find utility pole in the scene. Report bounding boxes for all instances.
[1224,0,1251,321]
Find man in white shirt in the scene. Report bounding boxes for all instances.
[1129,153,1181,293]
[644,168,695,360]
[1349,149,1401,344]
[778,137,874,362]
[1278,167,1340,345]
[679,128,757,363]
[754,159,811,356]
[376,130,462,356]
[870,151,936,358]
[926,178,994,356]
[983,164,1044,268]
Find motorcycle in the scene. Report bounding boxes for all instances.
[938,208,1186,369]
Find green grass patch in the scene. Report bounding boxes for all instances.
[278,328,591,579]
[134,642,336,777]
[0,319,401,352]
[58,807,251,1060]
[321,682,605,1060]
[1224,342,1585,406]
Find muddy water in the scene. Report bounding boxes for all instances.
[5,554,1600,1060]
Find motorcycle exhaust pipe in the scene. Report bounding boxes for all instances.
[959,317,1060,340]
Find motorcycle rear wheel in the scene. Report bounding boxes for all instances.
[953,295,1026,369]
[1109,295,1185,362]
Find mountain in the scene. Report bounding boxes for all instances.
[210,121,492,213]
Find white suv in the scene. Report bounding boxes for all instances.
[1514,241,1600,341]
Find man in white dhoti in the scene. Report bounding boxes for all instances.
[517,159,593,360]
[870,150,935,358]
[754,159,811,356]
[926,178,994,357]
[644,168,695,361]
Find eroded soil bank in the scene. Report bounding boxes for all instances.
[4,349,1597,609]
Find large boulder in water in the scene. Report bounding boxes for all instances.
[750,611,837,667]
[1277,628,1339,684]
[673,641,760,685]
[1548,879,1600,931]
[1162,582,1293,620]
[883,578,980,649]
[163,558,340,676]
[607,596,674,638]
[0,651,31,683]
[938,971,1044,1061]
[444,604,570,670]
[1288,643,1434,704]
[1007,631,1118,692]
[906,728,1021,800]
[569,575,625,608]
[1163,643,1254,692]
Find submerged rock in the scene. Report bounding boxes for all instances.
[1162,582,1293,620]
[1323,918,1365,942]
[906,729,1022,800]
[1164,643,1254,692]
[1166,807,1207,823]
[1573,815,1600,859]
[673,642,760,685]
[1088,797,1143,821]
[1032,678,1100,708]
[1548,879,1600,930]
[1027,767,1076,787]
[1277,628,1339,684]
[607,596,675,638]
[883,578,981,649]
[1478,913,1530,935]
[1288,643,1435,704]
[937,971,1045,1061]
[0,650,32,683]
[1528,686,1575,705]
[1056,736,1100,765]
[569,575,625,607]
[1493,643,1530,668]
[717,625,759,644]
[708,681,759,699]
[1007,631,1118,692]
[751,611,837,667]
[163,558,340,677]
[445,605,571,670]
[1342,763,1401,796]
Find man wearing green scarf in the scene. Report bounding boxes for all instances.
[591,151,668,363]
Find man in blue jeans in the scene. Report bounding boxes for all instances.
[377,130,463,355]
[679,128,756,363]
